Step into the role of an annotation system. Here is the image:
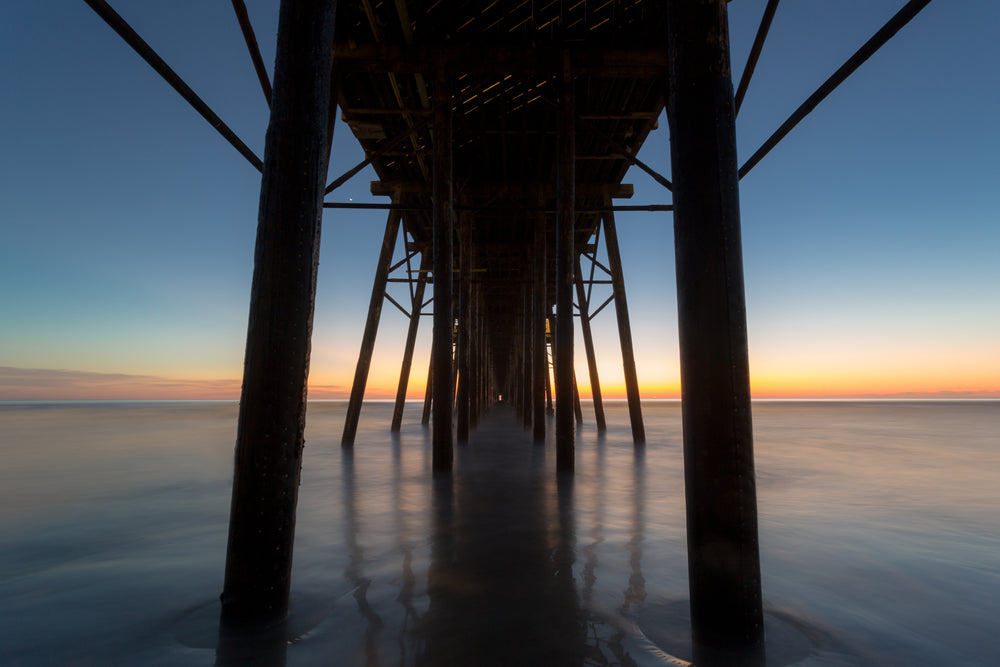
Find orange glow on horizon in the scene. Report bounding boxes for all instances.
[2,365,997,402]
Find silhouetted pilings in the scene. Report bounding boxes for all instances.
[666,0,765,664]
[430,59,453,471]
[555,58,576,471]
[220,0,336,629]
[391,250,430,432]
[85,2,939,661]
[342,212,401,447]
[574,254,607,433]
[603,210,646,444]
[533,213,548,443]
[456,215,472,443]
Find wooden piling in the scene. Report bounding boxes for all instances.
[522,282,533,429]
[555,58,576,471]
[431,60,454,470]
[470,283,481,429]
[456,216,472,443]
[421,353,433,425]
[574,255,607,432]
[533,213,547,443]
[391,249,431,431]
[342,212,401,446]
[602,211,645,444]
[665,1,765,664]
[221,0,337,628]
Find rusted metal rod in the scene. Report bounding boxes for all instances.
[230,0,273,107]
[221,0,337,628]
[325,116,432,193]
[739,0,934,179]
[734,0,780,116]
[83,0,262,172]
[666,1,764,663]
[572,115,673,191]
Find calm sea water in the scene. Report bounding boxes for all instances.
[0,400,998,666]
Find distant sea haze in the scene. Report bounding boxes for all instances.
[1,400,998,665]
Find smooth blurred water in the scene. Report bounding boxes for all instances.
[0,400,997,666]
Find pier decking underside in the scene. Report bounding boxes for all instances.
[332,1,666,446]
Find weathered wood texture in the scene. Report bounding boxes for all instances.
[431,61,454,470]
[666,0,765,664]
[221,0,337,628]
[555,61,576,471]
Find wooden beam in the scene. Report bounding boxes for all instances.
[371,181,633,199]
[332,43,670,78]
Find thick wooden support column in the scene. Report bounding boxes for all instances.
[522,283,533,429]
[221,0,337,628]
[456,217,472,443]
[431,62,454,470]
[342,212,401,445]
[665,1,765,665]
[574,255,607,432]
[545,306,555,415]
[391,249,431,431]
[532,214,547,443]
[555,60,576,471]
[470,284,481,429]
[602,211,645,444]
[421,354,433,425]
[573,371,584,425]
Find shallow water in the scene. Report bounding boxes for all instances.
[0,400,998,665]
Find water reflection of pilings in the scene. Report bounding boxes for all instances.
[582,437,606,608]
[622,446,646,614]
[392,431,420,664]
[341,449,383,664]
[215,618,287,667]
[419,437,586,665]
[420,473,455,666]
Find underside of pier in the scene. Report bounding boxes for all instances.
[83,0,936,664]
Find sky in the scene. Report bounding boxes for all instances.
[1,1,998,401]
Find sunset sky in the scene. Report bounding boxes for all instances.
[2,1,998,401]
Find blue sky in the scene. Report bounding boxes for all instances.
[1,1,998,399]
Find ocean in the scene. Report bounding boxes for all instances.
[1,400,997,666]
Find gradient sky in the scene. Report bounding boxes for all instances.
[1,1,998,400]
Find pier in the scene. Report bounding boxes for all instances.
[84,0,935,663]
